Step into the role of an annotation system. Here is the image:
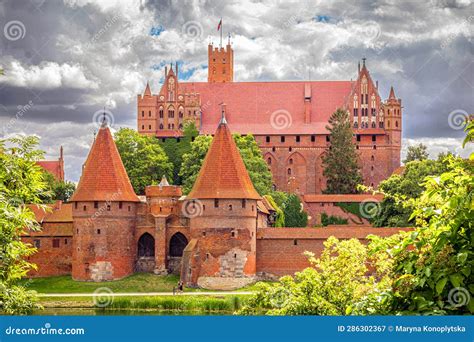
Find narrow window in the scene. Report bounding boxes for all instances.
[296,136,300,142]
[142,125,144,130]
[83,205,87,211]
[64,238,68,245]
[281,136,285,143]
[107,205,111,211]
[267,157,272,165]
[149,125,151,129]
[272,147,276,152]
[266,136,270,143]
[326,135,330,142]
[371,155,375,161]
[229,204,233,211]
[206,253,210,260]
[289,158,293,165]
[34,239,41,248]
[97,229,101,234]
[149,110,151,117]
[52,239,60,248]
[372,135,376,142]
[311,135,315,142]
[128,206,131,212]
[119,202,123,209]
[74,202,78,209]
[293,239,298,246]
[356,135,361,142]
[94,201,98,209]
[242,199,246,208]
[141,111,144,117]
[202,231,206,237]
[231,231,235,237]
[214,199,219,208]
[288,168,292,175]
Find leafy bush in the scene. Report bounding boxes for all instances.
[321,213,348,226]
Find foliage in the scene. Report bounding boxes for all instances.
[403,143,429,163]
[372,157,452,227]
[41,172,76,202]
[239,237,392,315]
[320,213,348,226]
[322,108,362,194]
[159,122,199,185]
[179,133,273,196]
[336,202,368,222]
[281,194,308,227]
[114,128,173,195]
[0,136,47,314]
[263,195,285,227]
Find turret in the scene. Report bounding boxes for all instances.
[384,86,402,169]
[207,40,234,83]
[182,109,260,288]
[69,120,140,281]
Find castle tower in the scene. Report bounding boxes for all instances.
[208,40,233,83]
[183,109,260,288]
[384,86,402,170]
[69,120,140,281]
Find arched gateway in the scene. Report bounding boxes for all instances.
[136,233,155,272]
[168,232,188,274]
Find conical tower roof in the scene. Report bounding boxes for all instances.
[70,123,140,202]
[389,86,396,100]
[144,81,152,96]
[187,120,261,200]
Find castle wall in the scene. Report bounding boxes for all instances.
[256,226,410,277]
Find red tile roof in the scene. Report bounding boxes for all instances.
[179,81,353,135]
[187,119,261,200]
[36,160,64,181]
[70,124,140,202]
[304,194,384,203]
[28,201,73,223]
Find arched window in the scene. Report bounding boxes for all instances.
[138,233,155,257]
[371,155,375,161]
[287,168,292,175]
[371,121,376,128]
[354,121,359,128]
[169,233,188,257]
[267,157,272,165]
[387,120,391,128]
[168,107,175,118]
[159,107,164,118]
[289,158,293,165]
[159,124,163,129]
[395,121,399,128]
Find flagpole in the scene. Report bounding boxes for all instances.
[220,18,223,48]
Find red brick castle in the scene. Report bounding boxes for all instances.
[137,40,402,195]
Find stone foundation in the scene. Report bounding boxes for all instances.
[197,276,256,290]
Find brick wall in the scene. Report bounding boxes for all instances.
[256,226,410,277]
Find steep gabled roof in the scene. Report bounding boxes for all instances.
[187,119,261,200]
[70,123,140,202]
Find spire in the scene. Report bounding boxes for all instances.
[144,81,151,96]
[389,86,396,100]
[59,146,63,160]
[219,103,227,125]
[187,119,260,200]
[70,125,140,202]
[362,57,366,69]
[159,175,170,187]
[358,61,360,73]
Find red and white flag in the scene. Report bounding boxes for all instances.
[217,19,222,31]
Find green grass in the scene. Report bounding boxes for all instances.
[21,273,180,294]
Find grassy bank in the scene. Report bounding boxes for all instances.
[21,273,180,293]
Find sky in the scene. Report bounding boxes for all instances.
[0,0,472,182]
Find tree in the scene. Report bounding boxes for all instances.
[41,172,76,202]
[0,136,48,314]
[322,108,362,194]
[281,194,308,227]
[263,194,285,227]
[159,122,199,185]
[179,133,273,196]
[373,157,452,227]
[404,143,429,163]
[115,128,173,195]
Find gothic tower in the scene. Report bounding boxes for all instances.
[208,40,234,83]
[69,120,140,281]
[384,86,402,171]
[182,109,260,288]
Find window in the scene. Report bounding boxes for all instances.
[287,168,292,175]
[395,121,399,128]
[289,147,292,152]
[128,206,131,212]
[142,125,144,130]
[242,199,246,208]
[379,122,384,128]
[311,135,315,142]
[266,136,270,143]
[326,135,330,142]
[148,110,151,117]
[107,205,111,211]
[289,158,293,165]
[119,202,123,209]
[214,199,219,208]
[141,111,144,117]
[159,124,163,129]
[371,166,374,171]
[64,238,68,244]
[74,202,78,209]
[267,157,272,165]
[281,136,285,143]
[272,147,276,152]
[356,135,361,142]
[229,204,233,211]
[296,136,300,142]
[34,239,40,248]
[354,121,358,128]
[94,201,98,209]
[202,231,206,237]
[371,121,376,128]
[372,135,376,142]
[231,231,235,237]
[353,108,358,116]
[149,125,151,129]
[206,253,210,260]
[83,205,87,211]
[52,239,60,248]
[371,155,375,161]
[97,229,101,234]
[373,145,377,150]
[159,108,164,118]
[294,239,298,246]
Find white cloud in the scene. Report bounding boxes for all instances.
[402,137,473,162]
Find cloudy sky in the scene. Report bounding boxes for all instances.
[0,0,472,182]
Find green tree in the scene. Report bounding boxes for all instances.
[263,194,285,227]
[179,133,273,196]
[0,136,48,314]
[281,194,308,227]
[322,108,362,194]
[159,122,199,185]
[115,128,173,195]
[404,143,429,163]
[239,237,392,315]
[373,158,451,227]
[41,172,76,202]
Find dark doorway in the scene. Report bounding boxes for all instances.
[138,233,155,257]
[169,232,188,257]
